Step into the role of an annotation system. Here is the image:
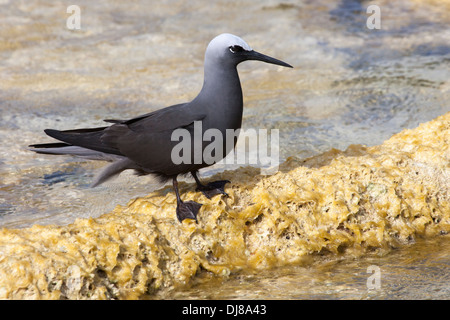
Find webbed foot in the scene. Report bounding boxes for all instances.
[176,200,203,223]
[196,180,230,199]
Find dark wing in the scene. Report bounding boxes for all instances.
[43,126,122,155]
[103,103,187,126]
[101,103,206,170]
[40,103,206,173]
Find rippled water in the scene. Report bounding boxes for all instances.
[0,0,449,299]
[165,235,450,300]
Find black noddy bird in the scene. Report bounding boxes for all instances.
[29,33,292,222]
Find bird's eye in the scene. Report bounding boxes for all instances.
[229,45,244,54]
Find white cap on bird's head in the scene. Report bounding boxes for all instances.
[204,33,292,68]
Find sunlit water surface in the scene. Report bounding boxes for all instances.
[161,235,450,300]
[0,0,449,299]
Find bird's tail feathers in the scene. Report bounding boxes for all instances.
[29,143,122,161]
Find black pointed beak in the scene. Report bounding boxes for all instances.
[245,50,293,68]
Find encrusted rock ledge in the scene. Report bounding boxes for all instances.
[0,113,448,299]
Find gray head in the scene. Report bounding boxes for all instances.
[205,33,293,68]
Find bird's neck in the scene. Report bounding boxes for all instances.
[199,65,242,106]
[195,62,243,128]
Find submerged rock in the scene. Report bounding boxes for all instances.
[0,112,448,299]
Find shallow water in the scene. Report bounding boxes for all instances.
[0,0,449,299]
[165,235,450,300]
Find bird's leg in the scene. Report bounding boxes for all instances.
[173,177,202,223]
[191,171,230,199]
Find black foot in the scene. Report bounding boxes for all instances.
[176,200,203,222]
[196,180,230,199]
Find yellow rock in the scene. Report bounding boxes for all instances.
[0,112,448,299]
